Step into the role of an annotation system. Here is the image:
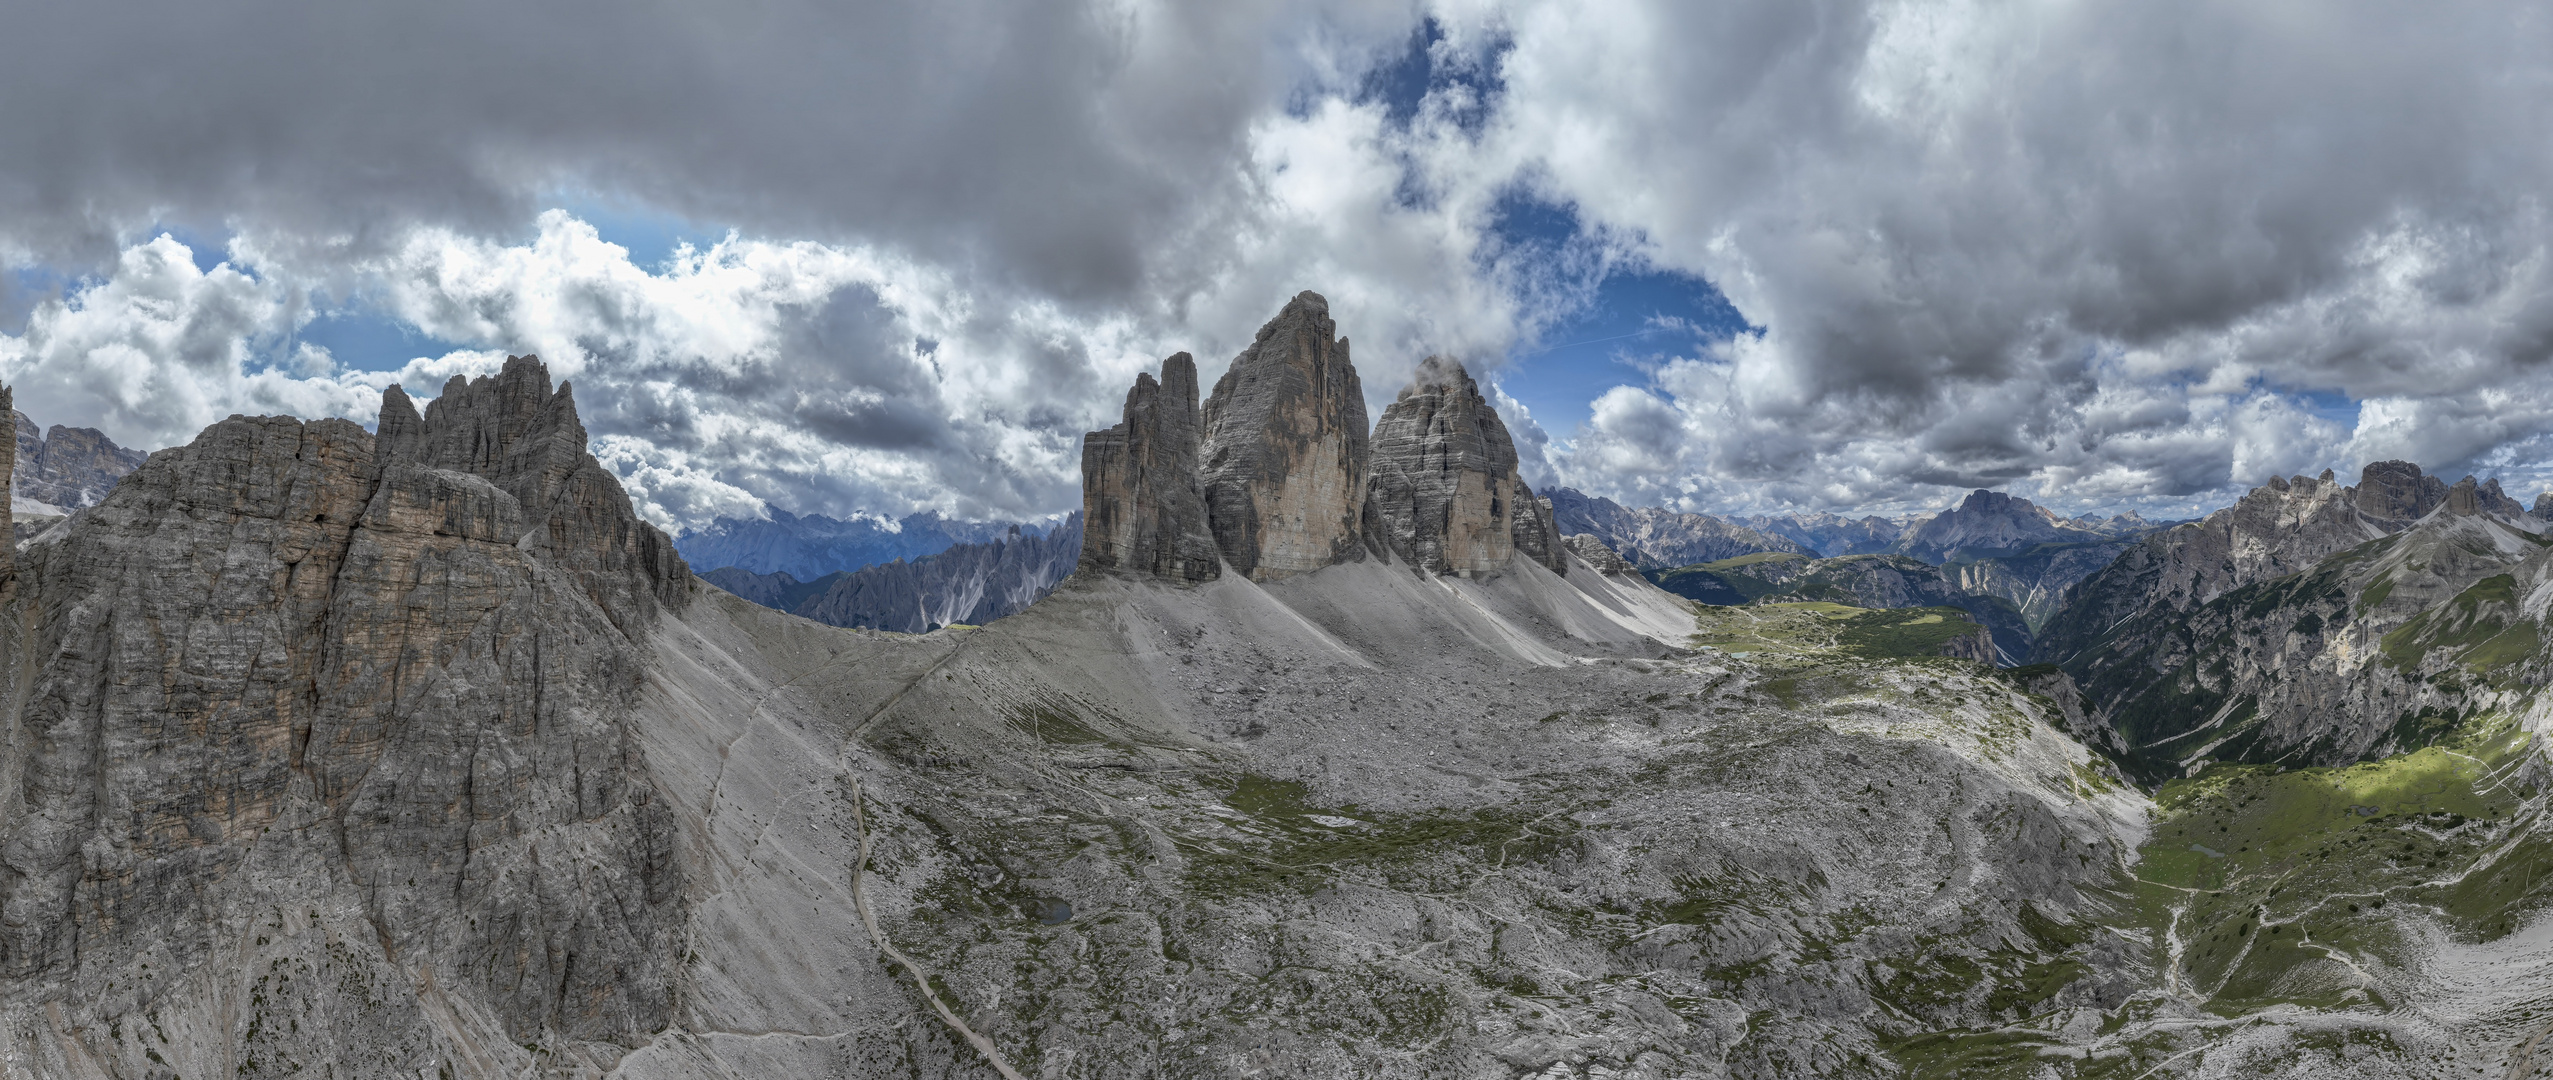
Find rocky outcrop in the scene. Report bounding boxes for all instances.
[1363,356,1531,576]
[1943,540,2139,629]
[11,409,148,511]
[1564,533,1635,575]
[1511,486,1567,573]
[0,362,691,1063]
[1079,353,1219,581]
[1546,487,1809,569]
[2351,460,2448,522]
[2038,464,2437,670]
[387,358,689,632]
[1199,292,1370,580]
[2038,461,2552,778]
[709,513,1084,631]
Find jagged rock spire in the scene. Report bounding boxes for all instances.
[1363,356,1562,576]
[379,355,689,629]
[1079,353,1220,581]
[1199,291,1370,581]
[1078,294,1564,583]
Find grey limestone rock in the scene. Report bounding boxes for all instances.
[1079,352,1220,581]
[1199,291,1370,580]
[2038,461,2551,777]
[1362,356,1529,576]
[1564,532,1635,574]
[0,367,690,1068]
[392,355,690,633]
[1510,484,1566,574]
[10,408,147,512]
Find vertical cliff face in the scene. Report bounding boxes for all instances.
[1199,291,1370,580]
[12,410,147,512]
[1078,353,1220,581]
[1363,356,1526,576]
[381,356,691,633]
[1077,295,1564,586]
[1510,484,1567,574]
[0,360,690,1065]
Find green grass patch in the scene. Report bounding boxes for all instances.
[1185,775,1580,898]
[2120,712,2546,1016]
[1835,606,1988,660]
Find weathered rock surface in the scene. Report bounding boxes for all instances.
[11,408,147,512]
[1564,532,1634,574]
[2036,462,2553,777]
[0,360,692,1073]
[1509,485,1567,573]
[1895,489,2129,563]
[1547,487,1810,568]
[2038,464,2440,670]
[1943,539,2139,629]
[1199,291,1371,580]
[707,512,1083,631]
[1079,352,1220,581]
[1362,356,1529,576]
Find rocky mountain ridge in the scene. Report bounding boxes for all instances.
[0,356,693,1070]
[702,513,1083,632]
[1546,487,1811,568]
[11,410,148,514]
[1083,291,1565,584]
[2036,463,2553,779]
[0,302,2544,1077]
[674,505,1061,582]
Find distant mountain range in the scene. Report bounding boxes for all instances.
[701,515,1083,632]
[672,506,1069,581]
[1557,485,2183,661]
[9,410,148,534]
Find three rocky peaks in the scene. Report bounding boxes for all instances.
[1078,290,1565,583]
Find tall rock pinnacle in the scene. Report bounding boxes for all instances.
[1079,353,1221,581]
[1364,356,1559,576]
[1199,291,1371,580]
[383,354,690,630]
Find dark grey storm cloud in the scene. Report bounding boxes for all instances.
[4,0,2553,526]
[0,0,1404,300]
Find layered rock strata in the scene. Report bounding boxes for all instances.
[2038,461,2552,776]
[1564,533,1635,575]
[1363,356,1526,576]
[0,359,692,1065]
[1078,353,1220,581]
[1080,298,1569,585]
[12,409,147,511]
[1199,291,1370,580]
[1510,486,1566,573]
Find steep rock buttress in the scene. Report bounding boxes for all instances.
[0,355,692,1070]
